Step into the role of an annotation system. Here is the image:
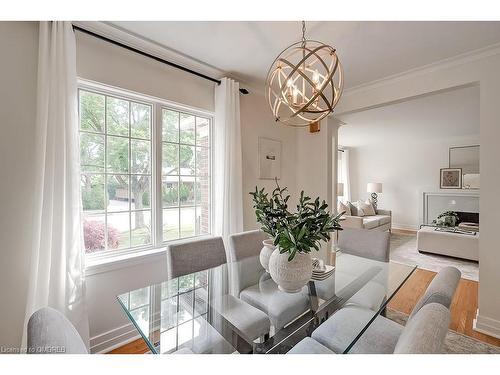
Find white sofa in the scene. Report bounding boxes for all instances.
[342,209,392,232]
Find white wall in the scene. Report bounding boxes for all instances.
[240,91,298,231]
[75,31,215,112]
[347,135,480,230]
[294,118,341,261]
[336,46,500,339]
[0,22,39,349]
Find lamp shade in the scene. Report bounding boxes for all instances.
[337,183,344,197]
[367,182,382,193]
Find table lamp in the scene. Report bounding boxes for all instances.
[367,182,382,209]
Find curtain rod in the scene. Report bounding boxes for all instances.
[72,25,249,94]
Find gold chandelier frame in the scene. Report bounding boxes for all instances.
[265,34,343,132]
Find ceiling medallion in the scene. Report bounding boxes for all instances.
[265,21,343,133]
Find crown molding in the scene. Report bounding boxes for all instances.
[343,42,500,96]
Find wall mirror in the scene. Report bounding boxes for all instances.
[449,145,480,189]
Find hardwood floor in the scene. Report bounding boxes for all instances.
[388,268,500,347]
[109,338,149,354]
[109,268,500,354]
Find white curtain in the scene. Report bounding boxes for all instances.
[340,147,351,202]
[22,22,89,348]
[214,78,244,240]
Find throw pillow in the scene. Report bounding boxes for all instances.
[362,199,377,216]
[347,201,358,216]
[338,201,351,216]
[350,201,365,217]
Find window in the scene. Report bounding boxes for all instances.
[161,109,211,241]
[79,86,212,256]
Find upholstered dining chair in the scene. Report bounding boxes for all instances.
[338,228,391,262]
[314,228,391,311]
[288,302,451,354]
[291,266,461,354]
[28,307,200,354]
[227,230,311,331]
[27,307,88,354]
[166,236,271,346]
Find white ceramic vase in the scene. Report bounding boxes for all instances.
[268,248,312,293]
[260,239,275,272]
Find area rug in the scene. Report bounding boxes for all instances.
[390,233,479,281]
[386,308,500,353]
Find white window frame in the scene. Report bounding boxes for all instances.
[79,79,215,264]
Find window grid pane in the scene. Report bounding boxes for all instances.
[80,88,212,255]
[79,89,152,254]
[161,109,211,243]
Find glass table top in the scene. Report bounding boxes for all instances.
[117,252,416,354]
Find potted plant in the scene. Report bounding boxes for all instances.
[251,181,343,292]
[432,211,459,227]
[250,183,291,272]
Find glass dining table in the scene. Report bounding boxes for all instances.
[117,251,416,354]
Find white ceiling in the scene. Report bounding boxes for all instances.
[338,85,480,147]
[108,21,500,88]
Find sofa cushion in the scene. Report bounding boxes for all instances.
[362,216,380,229]
[376,215,391,225]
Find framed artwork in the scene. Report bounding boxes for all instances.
[440,168,462,189]
[259,137,282,180]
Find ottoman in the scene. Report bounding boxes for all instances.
[416,226,479,261]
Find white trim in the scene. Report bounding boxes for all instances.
[343,42,500,96]
[473,310,500,340]
[78,78,215,118]
[90,322,141,354]
[85,234,214,276]
[422,191,479,225]
[85,246,167,276]
[392,223,419,232]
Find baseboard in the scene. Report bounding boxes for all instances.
[90,322,141,354]
[392,223,419,232]
[473,309,500,339]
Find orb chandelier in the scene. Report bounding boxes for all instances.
[265,21,343,132]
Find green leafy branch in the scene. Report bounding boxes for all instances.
[250,179,344,261]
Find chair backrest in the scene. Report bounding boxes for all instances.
[27,307,88,354]
[409,266,461,320]
[167,236,227,279]
[338,228,390,262]
[228,230,268,261]
[394,302,450,354]
[228,230,268,296]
